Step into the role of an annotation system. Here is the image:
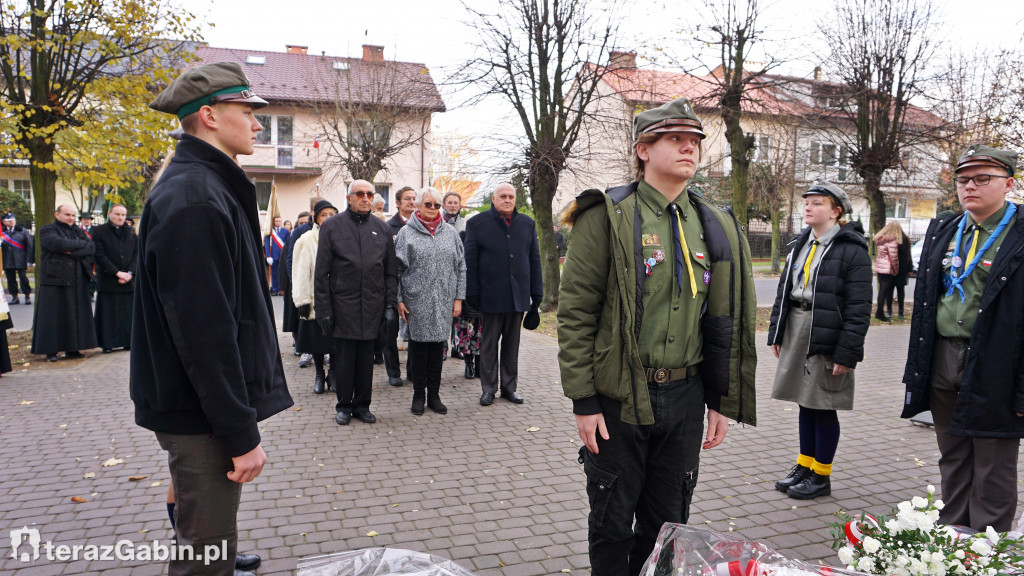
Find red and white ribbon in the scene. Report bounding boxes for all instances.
[844,515,879,546]
[715,559,762,576]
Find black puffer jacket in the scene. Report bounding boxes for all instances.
[767,222,872,369]
[902,207,1024,438]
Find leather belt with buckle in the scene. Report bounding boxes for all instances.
[789,299,812,311]
[940,335,970,347]
[644,365,700,383]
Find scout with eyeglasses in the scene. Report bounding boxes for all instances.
[901,143,1024,533]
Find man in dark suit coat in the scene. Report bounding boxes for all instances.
[264,216,290,294]
[465,183,542,406]
[92,204,137,353]
[382,186,417,385]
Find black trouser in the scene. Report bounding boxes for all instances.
[479,312,523,395]
[332,338,375,414]
[382,333,401,380]
[580,377,705,576]
[408,340,443,393]
[876,274,895,317]
[156,432,241,576]
[4,267,30,297]
[893,280,906,316]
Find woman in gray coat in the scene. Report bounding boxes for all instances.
[396,187,467,415]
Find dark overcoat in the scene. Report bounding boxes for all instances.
[464,205,543,314]
[30,219,97,354]
[92,221,137,293]
[1,224,33,269]
[130,134,293,458]
[280,221,311,334]
[902,206,1024,438]
[314,209,398,340]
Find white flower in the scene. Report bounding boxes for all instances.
[915,513,935,532]
[954,550,965,560]
[912,496,929,509]
[838,547,855,565]
[862,536,882,554]
[985,526,1000,545]
[927,509,940,521]
[898,501,914,512]
[858,557,876,573]
[970,539,992,556]
[934,499,944,510]
[927,485,936,494]
[888,519,902,532]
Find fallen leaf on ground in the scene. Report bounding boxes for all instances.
[499,562,506,567]
[366,531,378,537]
[290,407,302,411]
[83,472,96,479]
[526,427,540,432]
[102,458,124,467]
[150,482,162,487]
[71,496,89,503]
[18,400,33,405]
[128,475,148,481]
[58,424,67,428]
[562,570,572,573]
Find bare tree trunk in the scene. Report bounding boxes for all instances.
[770,208,781,273]
[529,163,560,313]
[27,138,57,293]
[863,169,886,238]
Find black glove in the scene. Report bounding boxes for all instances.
[531,294,542,310]
[297,304,311,318]
[317,315,333,336]
[466,295,480,310]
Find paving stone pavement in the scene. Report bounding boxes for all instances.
[1,321,1019,575]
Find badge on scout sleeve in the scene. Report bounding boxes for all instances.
[703,270,711,285]
[642,233,661,246]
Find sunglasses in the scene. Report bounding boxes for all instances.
[351,191,374,198]
[422,202,442,209]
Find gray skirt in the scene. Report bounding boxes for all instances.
[771,306,855,410]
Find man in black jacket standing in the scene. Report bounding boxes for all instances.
[380,185,416,385]
[31,204,96,362]
[465,183,542,405]
[135,62,293,575]
[315,180,398,425]
[903,144,1024,532]
[1,213,33,304]
[92,204,136,353]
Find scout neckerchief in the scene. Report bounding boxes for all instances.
[0,229,25,251]
[945,201,1017,302]
[669,203,697,298]
[801,239,819,288]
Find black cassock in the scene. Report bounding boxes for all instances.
[92,222,137,350]
[31,220,97,355]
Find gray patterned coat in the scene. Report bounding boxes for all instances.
[395,215,466,343]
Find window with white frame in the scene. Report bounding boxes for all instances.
[12,179,31,202]
[750,134,770,162]
[254,114,294,168]
[885,198,909,219]
[255,182,272,211]
[810,141,838,165]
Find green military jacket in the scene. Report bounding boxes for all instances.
[557,183,757,426]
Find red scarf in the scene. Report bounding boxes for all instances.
[416,211,441,235]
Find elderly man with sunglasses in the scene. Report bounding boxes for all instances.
[903,144,1024,532]
[314,179,399,425]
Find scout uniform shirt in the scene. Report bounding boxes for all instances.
[635,180,710,370]
[937,203,1011,339]
[790,223,841,302]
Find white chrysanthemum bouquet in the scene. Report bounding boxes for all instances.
[832,486,1024,576]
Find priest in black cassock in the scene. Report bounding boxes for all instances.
[92,204,137,353]
[31,204,97,362]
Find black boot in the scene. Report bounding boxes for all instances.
[313,369,325,394]
[326,368,336,391]
[473,355,480,378]
[9,296,18,304]
[427,382,448,414]
[464,355,475,379]
[787,472,831,499]
[411,384,425,415]
[774,464,811,493]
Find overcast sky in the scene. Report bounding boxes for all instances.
[180,0,1024,179]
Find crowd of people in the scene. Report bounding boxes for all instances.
[6,61,1018,576]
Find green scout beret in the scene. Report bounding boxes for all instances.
[633,97,706,141]
[150,62,268,119]
[803,180,852,216]
[956,143,1018,176]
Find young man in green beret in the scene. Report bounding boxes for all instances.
[558,97,757,576]
[133,61,293,575]
[902,144,1024,532]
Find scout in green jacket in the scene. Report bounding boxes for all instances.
[557,97,756,576]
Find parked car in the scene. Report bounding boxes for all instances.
[909,237,925,277]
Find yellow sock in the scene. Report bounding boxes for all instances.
[810,460,833,476]
[797,454,814,468]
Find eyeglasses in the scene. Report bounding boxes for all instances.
[351,191,374,198]
[422,202,442,209]
[955,174,1011,187]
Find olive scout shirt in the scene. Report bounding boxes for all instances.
[937,203,1010,339]
[636,180,710,370]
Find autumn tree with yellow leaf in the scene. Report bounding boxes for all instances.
[0,0,202,266]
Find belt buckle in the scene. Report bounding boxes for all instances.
[654,368,669,383]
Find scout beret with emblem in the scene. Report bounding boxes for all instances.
[2,213,14,220]
[633,97,706,140]
[955,144,1017,176]
[803,180,852,216]
[150,62,268,119]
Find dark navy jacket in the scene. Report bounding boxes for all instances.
[465,205,542,314]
